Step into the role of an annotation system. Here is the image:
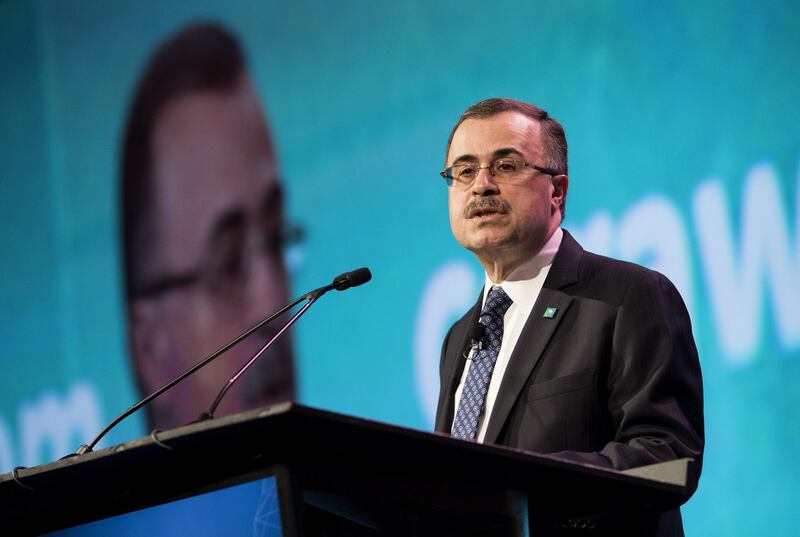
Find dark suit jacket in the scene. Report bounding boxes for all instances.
[435,230,704,536]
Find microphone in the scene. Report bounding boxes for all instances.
[198,267,372,421]
[72,267,372,456]
[333,267,371,291]
[464,322,485,360]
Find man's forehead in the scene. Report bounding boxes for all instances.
[149,82,278,272]
[448,111,542,164]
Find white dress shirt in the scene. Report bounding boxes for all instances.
[452,227,563,442]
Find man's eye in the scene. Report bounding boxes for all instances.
[207,235,247,285]
[219,248,246,279]
[457,166,477,178]
[264,228,284,254]
[495,160,518,172]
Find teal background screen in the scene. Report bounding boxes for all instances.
[1,2,799,535]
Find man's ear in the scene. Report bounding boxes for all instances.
[128,298,168,395]
[551,174,569,217]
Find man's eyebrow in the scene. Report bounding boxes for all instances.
[209,208,246,245]
[208,182,284,246]
[451,154,478,165]
[261,182,283,213]
[492,147,523,159]
[450,147,524,165]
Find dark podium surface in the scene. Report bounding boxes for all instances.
[0,403,696,536]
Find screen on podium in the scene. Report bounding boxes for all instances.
[44,475,283,537]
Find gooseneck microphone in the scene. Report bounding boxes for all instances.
[332,267,372,291]
[197,267,373,421]
[72,267,372,456]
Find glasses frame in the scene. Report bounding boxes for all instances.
[439,158,561,187]
[133,222,305,300]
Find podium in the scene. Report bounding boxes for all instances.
[0,403,696,536]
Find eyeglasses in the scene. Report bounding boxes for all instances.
[440,158,560,187]
[135,221,304,301]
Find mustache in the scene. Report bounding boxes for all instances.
[464,197,510,218]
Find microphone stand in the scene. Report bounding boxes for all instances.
[73,282,336,456]
[197,284,330,421]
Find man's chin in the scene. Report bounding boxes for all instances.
[462,221,513,242]
[464,234,517,255]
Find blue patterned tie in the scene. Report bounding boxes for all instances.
[452,286,513,441]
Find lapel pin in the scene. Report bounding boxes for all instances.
[543,307,558,319]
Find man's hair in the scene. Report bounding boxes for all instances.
[444,98,568,216]
[120,22,246,298]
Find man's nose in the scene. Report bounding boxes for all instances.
[471,167,500,195]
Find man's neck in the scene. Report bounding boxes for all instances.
[478,227,562,284]
[480,256,526,284]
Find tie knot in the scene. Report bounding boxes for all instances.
[480,286,512,324]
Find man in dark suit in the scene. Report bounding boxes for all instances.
[434,98,703,535]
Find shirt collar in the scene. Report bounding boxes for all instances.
[483,227,563,305]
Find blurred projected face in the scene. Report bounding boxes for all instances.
[130,77,294,429]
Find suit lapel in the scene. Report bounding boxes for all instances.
[434,292,482,433]
[482,230,583,444]
[482,289,573,443]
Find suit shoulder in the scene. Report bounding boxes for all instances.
[576,250,682,304]
[448,303,477,334]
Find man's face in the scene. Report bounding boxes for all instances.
[446,111,566,268]
[129,77,293,429]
